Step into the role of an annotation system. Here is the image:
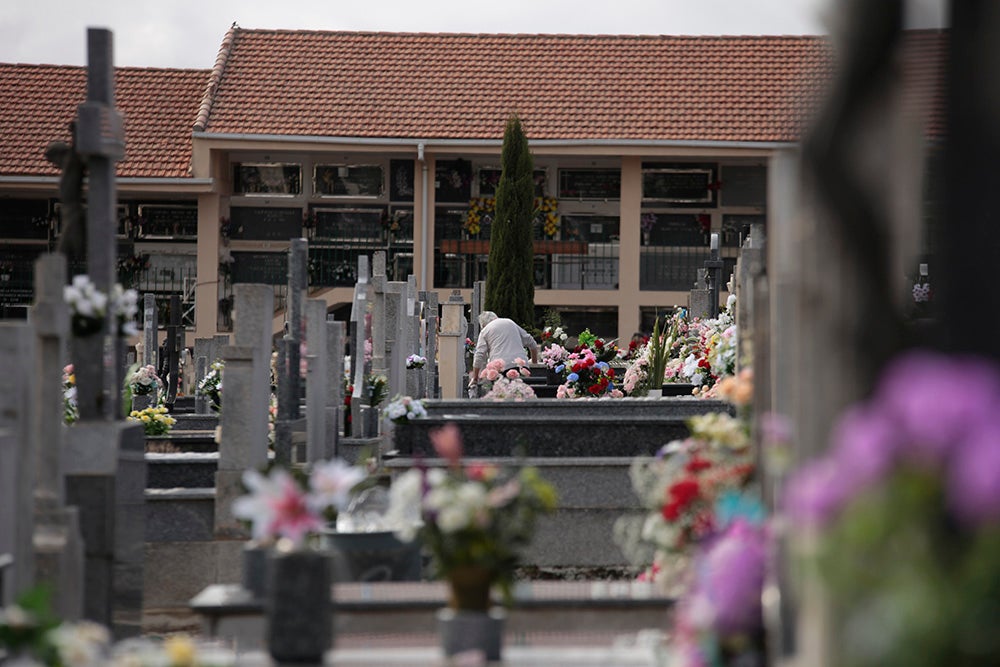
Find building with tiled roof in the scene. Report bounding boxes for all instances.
[0,27,946,344]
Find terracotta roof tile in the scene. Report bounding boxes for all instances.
[200,31,840,142]
[0,64,208,178]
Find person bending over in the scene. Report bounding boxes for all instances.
[470,311,538,388]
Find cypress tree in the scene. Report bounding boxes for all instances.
[484,115,535,328]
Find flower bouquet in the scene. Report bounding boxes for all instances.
[128,406,176,436]
[478,358,536,401]
[386,424,558,609]
[196,360,224,412]
[405,354,427,369]
[63,364,78,426]
[783,351,1000,667]
[554,347,623,398]
[63,274,109,337]
[384,394,427,423]
[127,364,162,396]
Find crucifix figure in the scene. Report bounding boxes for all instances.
[44,123,87,262]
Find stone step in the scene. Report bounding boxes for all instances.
[170,414,220,431]
[146,487,215,542]
[146,452,217,489]
[146,432,219,454]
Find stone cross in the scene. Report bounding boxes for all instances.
[285,238,308,420]
[385,281,407,399]
[421,290,440,398]
[325,320,345,456]
[349,256,370,437]
[72,28,126,422]
[163,294,181,408]
[370,251,388,381]
[471,280,485,340]
[688,268,713,320]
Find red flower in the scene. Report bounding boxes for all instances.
[588,384,602,395]
[608,368,616,379]
[698,358,711,370]
[667,478,700,510]
[594,340,604,349]
[662,500,681,521]
[685,456,712,473]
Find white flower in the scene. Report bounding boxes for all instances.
[308,459,366,512]
[231,468,281,542]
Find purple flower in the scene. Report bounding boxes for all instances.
[948,421,1000,525]
[783,458,849,526]
[700,519,767,635]
[829,404,901,488]
[877,352,1000,461]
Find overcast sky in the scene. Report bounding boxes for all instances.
[1,0,949,70]
[2,0,837,69]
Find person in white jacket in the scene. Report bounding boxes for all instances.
[469,311,538,388]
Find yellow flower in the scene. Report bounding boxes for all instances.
[164,634,197,667]
[68,374,75,384]
[140,415,150,422]
[130,411,139,417]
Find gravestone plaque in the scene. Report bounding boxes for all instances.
[721,165,767,208]
[137,204,197,237]
[389,159,415,201]
[314,207,384,240]
[233,163,301,196]
[229,207,302,241]
[314,165,383,197]
[558,168,621,200]
[642,165,716,205]
[231,252,288,285]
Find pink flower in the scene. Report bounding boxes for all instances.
[431,423,463,466]
[309,459,366,513]
[266,471,324,546]
[506,369,519,379]
[485,368,499,381]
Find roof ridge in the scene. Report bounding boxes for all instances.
[193,24,238,133]
[233,28,828,41]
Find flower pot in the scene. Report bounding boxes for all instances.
[438,606,506,663]
[242,543,270,599]
[446,565,496,612]
[265,549,332,663]
[319,529,422,583]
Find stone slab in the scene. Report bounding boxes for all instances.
[145,489,215,542]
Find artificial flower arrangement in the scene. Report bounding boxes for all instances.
[405,354,426,369]
[366,373,389,407]
[783,351,1000,667]
[539,343,569,371]
[553,347,623,398]
[384,394,428,423]
[386,424,558,608]
[63,275,139,338]
[128,406,176,436]
[614,403,755,591]
[464,196,560,238]
[196,360,224,412]
[574,328,620,363]
[477,358,537,401]
[232,458,368,549]
[63,364,78,426]
[538,324,569,349]
[127,364,162,396]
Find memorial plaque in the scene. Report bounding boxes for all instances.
[230,206,303,241]
[314,165,384,197]
[435,207,471,241]
[0,199,50,240]
[314,207,384,240]
[231,251,288,285]
[435,159,472,202]
[646,214,709,247]
[558,169,621,200]
[560,215,620,243]
[137,204,198,237]
[721,165,767,208]
[233,163,301,195]
[642,165,716,204]
[390,159,415,201]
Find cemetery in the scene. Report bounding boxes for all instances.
[2,4,996,667]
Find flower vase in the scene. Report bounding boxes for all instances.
[131,393,156,413]
[242,543,270,599]
[266,549,332,663]
[438,566,505,662]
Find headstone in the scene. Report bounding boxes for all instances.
[193,337,212,375]
[689,269,713,320]
[215,285,274,539]
[164,294,181,408]
[422,291,439,398]
[325,320,346,457]
[0,325,35,603]
[385,282,407,400]
[30,254,84,620]
[142,293,157,367]
[194,355,209,414]
[285,238,308,416]
[212,334,231,367]
[350,256,371,437]
[305,301,329,464]
[370,251,388,381]
[438,291,468,398]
